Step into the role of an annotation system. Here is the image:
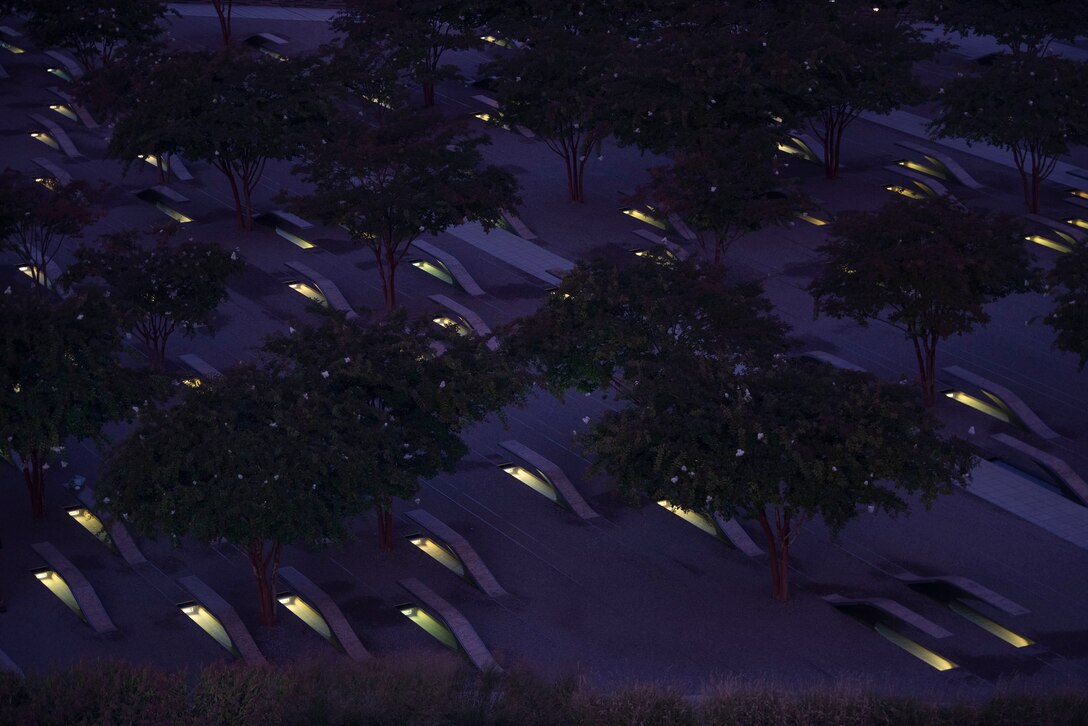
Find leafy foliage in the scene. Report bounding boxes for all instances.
[0,287,142,519]
[918,0,1084,58]
[929,54,1088,212]
[290,110,519,311]
[586,356,974,600]
[16,0,171,70]
[0,170,101,291]
[809,195,1038,405]
[62,231,242,371]
[1045,244,1088,370]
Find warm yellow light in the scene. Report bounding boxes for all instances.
[943,391,1011,423]
[49,104,78,121]
[632,249,651,257]
[621,208,668,230]
[66,507,114,549]
[288,282,328,306]
[46,67,72,81]
[34,569,85,621]
[278,594,333,642]
[501,465,558,502]
[1064,218,1088,230]
[474,112,494,122]
[0,40,25,54]
[948,601,1033,648]
[896,159,946,179]
[31,132,60,150]
[180,603,236,654]
[412,260,454,285]
[1025,234,1072,253]
[409,536,466,576]
[34,176,59,190]
[433,316,469,335]
[154,202,192,223]
[1071,190,1088,200]
[480,35,510,48]
[182,377,202,388]
[399,604,459,650]
[796,212,829,226]
[885,184,927,200]
[875,624,957,671]
[275,227,314,249]
[657,501,719,537]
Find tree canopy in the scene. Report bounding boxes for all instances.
[62,231,242,371]
[0,287,142,519]
[919,0,1085,58]
[809,195,1038,406]
[1045,244,1088,370]
[17,0,170,71]
[290,110,519,311]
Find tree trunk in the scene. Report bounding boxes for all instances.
[756,508,791,602]
[248,540,282,627]
[422,82,435,108]
[213,0,233,46]
[21,451,47,520]
[376,501,394,551]
[220,165,247,231]
[911,333,939,407]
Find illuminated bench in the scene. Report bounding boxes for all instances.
[405,509,509,599]
[896,572,1029,616]
[883,164,951,197]
[499,440,600,521]
[74,486,148,567]
[429,294,497,350]
[177,575,266,664]
[398,578,502,673]
[895,141,983,190]
[990,433,1088,506]
[43,49,84,79]
[944,366,1059,440]
[284,261,358,321]
[412,240,485,296]
[1025,213,1087,245]
[277,566,371,661]
[631,229,689,260]
[33,157,72,187]
[48,87,98,128]
[823,593,952,639]
[28,113,81,158]
[30,542,116,633]
[178,354,222,382]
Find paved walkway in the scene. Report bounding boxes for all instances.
[968,459,1088,551]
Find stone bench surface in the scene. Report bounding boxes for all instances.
[48,86,99,128]
[499,440,601,521]
[944,365,1060,440]
[270,209,313,229]
[711,514,764,557]
[990,433,1088,506]
[285,261,359,320]
[895,140,984,190]
[399,577,501,673]
[429,294,498,350]
[405,509,509,599]
[801,351,868,372]
[31,541,117,633]
[823,593,952,639]
[178,575,266,665]
[412,239,485,296]
[28,113,81,158]
[883,164,951,197]
[278,566,371,661]
[44,49,84,78]
[896,572,1029,616]
[501,211,538,240]
[178,353,222,380]
[1024,213,1087,243]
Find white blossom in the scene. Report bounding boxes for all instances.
[321,370,330,378]
[735,449,745,457]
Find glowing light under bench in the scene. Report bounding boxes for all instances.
[180,601,238,655]
[278,593,334,643]
[398,604,459,650]
[409,536,466,577]
[34,569,84,621]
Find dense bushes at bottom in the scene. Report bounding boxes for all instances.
[1,654,1086,725]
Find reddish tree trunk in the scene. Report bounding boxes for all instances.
[911,333,940,407]
[422,82,436,108]
[220,164,247,231]
[21,451,47,520]
[213,0,233,46]
[248,540,282,627]
[376,502,394,551]
[757,508,791,601]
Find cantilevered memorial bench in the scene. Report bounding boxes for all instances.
[429,294,498,350]
[43,49,84,80]
[28,113,82,158]
[74,486,148,567]
[895,572,1029,616]
[990,433,1088,506]
[405,509,509,599]
[501,211,538,240]
[179,354,222,382]
[631,229,690,260]
[412,240,485,296]
[48,87,99,128]
[499,440,601,521]
[822,593,952,639]
[895,140,984,190]
[31,542,117,633]
[278,566,371,661]
[944,366,1060,440]
[33,157,73,186]
[178,575,266,665]
[800,351,867,372]
[711,514,764,557]
[285,261,358,321]
[1025,214,1088,245]
[398,578,502,673]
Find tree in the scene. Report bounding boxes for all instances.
[109,49,331,229]
[584,356,975,601]
[210,0,233,45]
[0,288,141,519]
[809,196,1037,407]
[98,365,373,626]
[1045,244,1088,370]
[17,0,170,71]
[263,314,527,551]
[506,253,792,399]
[637,127,802,266]
[764,0,937,179]
[0,170,100,292]
[918,0,1084,58]
[332,0,487,107]
[290,110,519,312]
[929,54,1088,213]
[61,231,242,372]
[486,10,620,202]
